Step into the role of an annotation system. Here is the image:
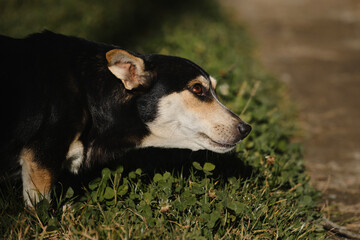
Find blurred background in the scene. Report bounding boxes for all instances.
[1,0,359,235]
[0,0,220,48]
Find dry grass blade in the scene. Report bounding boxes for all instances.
[322,217,360,239]
[241,81,260,116]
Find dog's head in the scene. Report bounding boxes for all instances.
[106,49,251,153]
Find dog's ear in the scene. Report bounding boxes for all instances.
[106,49,151,90]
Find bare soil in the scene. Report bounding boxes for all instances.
[222,0,360,236]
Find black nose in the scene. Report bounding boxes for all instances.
[238,122,252,139]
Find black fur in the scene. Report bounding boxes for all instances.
[0,31,210,176]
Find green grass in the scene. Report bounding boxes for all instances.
[0,0,326,239]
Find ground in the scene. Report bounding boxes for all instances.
[222,0,360,235]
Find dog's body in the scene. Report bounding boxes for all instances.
[0,31,251,206]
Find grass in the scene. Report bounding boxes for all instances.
[0,0,326,239]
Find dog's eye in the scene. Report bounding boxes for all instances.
[191,84,203,95]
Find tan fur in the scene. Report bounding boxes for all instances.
[106,49,143,67]
[20,148,52,206]
[106,49,148,90]
[181,76,235,131]
[180,90,239,143]
[180,91,221,120]
[187,76,210,90]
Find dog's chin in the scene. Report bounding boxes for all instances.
[139,132,238,153]
[198,133,239,153]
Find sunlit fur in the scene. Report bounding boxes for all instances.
[140,76,243,153]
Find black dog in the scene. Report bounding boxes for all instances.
[0,31,251,206]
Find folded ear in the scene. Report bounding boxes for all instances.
[106,49,151,90]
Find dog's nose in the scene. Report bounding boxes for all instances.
[238,122,252,139]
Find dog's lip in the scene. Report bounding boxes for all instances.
[198,133,238,149]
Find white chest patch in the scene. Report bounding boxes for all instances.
[64,138,84,174]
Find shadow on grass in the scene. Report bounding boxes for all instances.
[119,148,253,179]
[57,148,254,200]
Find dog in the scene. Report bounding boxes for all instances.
[0,31,251,206]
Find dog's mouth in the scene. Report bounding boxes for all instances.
[198,133,238,150]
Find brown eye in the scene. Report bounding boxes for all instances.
[191,84,203,95]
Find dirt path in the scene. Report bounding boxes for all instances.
[222,0,360,235]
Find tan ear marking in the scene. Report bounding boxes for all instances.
[106,49,142,65]
[106,49,149,90]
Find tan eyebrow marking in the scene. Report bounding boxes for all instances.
[187,76,210,90]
